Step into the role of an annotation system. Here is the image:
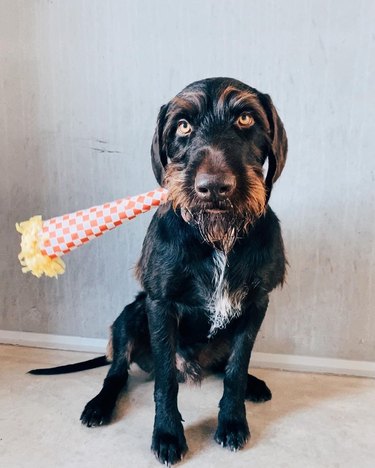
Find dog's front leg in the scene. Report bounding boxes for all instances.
[215,295,269,451]
[147,297,187,465]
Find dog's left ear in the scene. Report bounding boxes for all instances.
[258,93,288,201]
[151,104,169,186]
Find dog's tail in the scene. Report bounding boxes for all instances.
[28,355,109,375]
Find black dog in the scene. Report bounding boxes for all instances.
[30,77,287,465]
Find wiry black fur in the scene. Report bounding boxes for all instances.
[30,78,287,466]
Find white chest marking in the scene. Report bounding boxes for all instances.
[209,251,246,336]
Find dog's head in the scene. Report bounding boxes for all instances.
[151,77,287,252]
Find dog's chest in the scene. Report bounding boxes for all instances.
[208,251,247,335]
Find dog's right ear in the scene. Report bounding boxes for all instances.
[151,104,169,186]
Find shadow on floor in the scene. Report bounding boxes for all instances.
[104,364,370,462]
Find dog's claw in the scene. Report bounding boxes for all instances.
[215,418,250,451]
[152,428,188,466]
[80,395,114,428]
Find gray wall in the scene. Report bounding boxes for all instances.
[1,0,374,361]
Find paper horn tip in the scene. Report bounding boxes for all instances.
[16,216,65,278]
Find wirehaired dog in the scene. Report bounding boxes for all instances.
[30,77,287,465]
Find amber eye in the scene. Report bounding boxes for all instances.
[176,119,192,136]
[236,113,255,128]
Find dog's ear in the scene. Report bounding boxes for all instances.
[151,104,169,185]
[258,93,288,201]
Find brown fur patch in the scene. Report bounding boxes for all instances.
[169,90,207,113]
[175,353,202,384]
[105,327,134,364]
[244,166,267,220]
[125,340,134,363]
[106,327,113,362]
[134,262,141,282]
[164,163,192,211]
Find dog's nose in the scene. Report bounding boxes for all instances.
[195,173,236,200]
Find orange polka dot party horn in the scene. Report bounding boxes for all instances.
[16,188,168,278]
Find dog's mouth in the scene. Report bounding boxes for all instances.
[191,199,234,215]
[184,203,250,253]
[205,208,229,214]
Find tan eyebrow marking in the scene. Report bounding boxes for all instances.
[163,90,207,141]
[168,90,207,115]
[217,86,269,130]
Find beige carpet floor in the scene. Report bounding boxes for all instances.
[0,344,374,468]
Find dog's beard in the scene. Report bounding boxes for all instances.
[188,209,250,254]
[164,164,265,252]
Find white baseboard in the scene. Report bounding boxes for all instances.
[250,352,375,379]
[0,329,107,353]
[1,329,374,378]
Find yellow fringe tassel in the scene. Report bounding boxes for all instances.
[16,216,65,278]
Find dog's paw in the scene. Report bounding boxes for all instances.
[152,428,188,466]
[245,374,272,403]
[214,418,250,451]
[80,395,114,427]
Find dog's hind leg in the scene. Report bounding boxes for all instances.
[81,292,148,427]
[245,374,272,403]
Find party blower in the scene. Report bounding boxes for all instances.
[16,188,169,278]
